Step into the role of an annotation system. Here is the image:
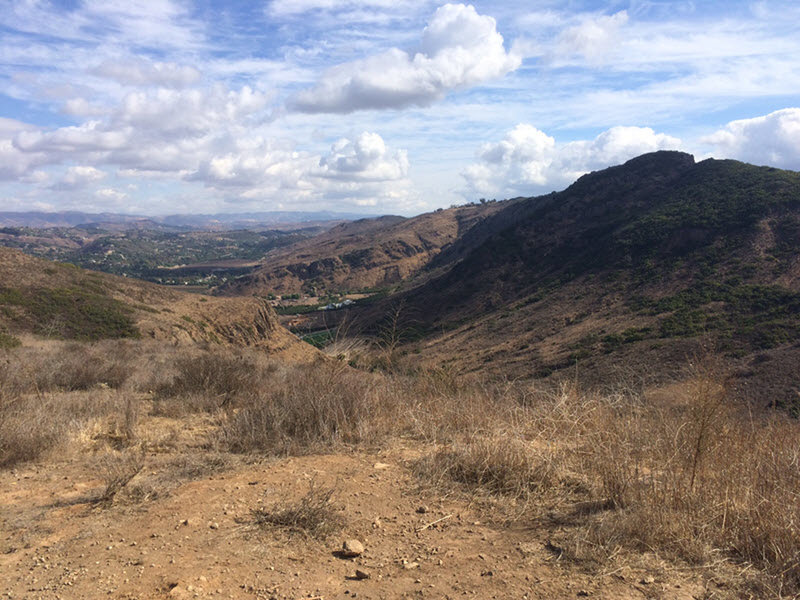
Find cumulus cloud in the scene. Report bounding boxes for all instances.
[113,86,268,136]
[51,165,107,190]
[463,124,682,197]
[0,118,47,180]
[289,3,520,113]
[317,132,409,181]
[702,108,800,169]
[189,131,410,197]
[95,188,128,202]
[183,131,416,210]
[12,85,269,172]
[14,121,131,154]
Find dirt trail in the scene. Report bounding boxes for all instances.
[1,448,707,600]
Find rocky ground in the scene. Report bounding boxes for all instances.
[1,445,712,600]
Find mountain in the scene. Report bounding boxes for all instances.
[0,210,372,231]
[0,225,320,287]
[362,152,800,409]
[0,246,316,362]
[220,203,504,297]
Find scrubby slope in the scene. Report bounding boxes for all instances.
[0,246,316,361]
[367,152,800,407]
[220,203,503,297]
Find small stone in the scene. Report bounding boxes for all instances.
[354,569,370,580]
[416,506,429,514]
[641,576,655,585]
[341,539,365,558]
[577,591,590,597]
[373,463,390,470]
[403,562,420,570]
[209,522,219,530]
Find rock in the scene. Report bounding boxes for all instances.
[373,462,390,470]
[341,539,365,557]
[403,562,420,570]
[577,591,590,597]
[209,522,219,530]
[416,506,429,514]
[354,569,370,580]
[641,576,655,585]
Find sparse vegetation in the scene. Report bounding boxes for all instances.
[0,335,798,596]
[251,481,345,538]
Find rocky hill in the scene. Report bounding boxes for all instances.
[363,152,800,409]
[220,203,503,297]
[0,246,316,361]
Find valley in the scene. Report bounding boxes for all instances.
[1,152,799,599]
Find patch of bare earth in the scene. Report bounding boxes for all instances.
[1,447,709,600]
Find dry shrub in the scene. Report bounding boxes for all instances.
[94,448,145,504]
[406,359,800,593]
[34,342,131,391]
[566,360,800,593]
[153,350,270,415]
[251,481,345,538]
[220,362,380,455]
[85,394,140,449]
[121,452,236,503]
[0,395,65,468]
[414,434,566,501]
[411,381,595,516]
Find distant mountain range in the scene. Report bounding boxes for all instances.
[0,210,374,230]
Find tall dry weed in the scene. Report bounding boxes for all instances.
[220,362,381,455]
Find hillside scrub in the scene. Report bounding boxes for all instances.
[1,340,798,594]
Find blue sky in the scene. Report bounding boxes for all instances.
[0,0,798,215]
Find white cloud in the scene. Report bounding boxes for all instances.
[268,0,401,17]
[112,85,269,136]
[289,3,520,113]
[555,10,628,62]
[318,132,409,181]
[95,187,128,202]
[183,131,417,211]
[463,124,682,198]
[92,58,201,88]
[51,165,107,190]
[14,121,131,154]
[702,108,800,169]
[0,118,48,180]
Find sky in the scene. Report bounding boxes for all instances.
[0,0,799,216]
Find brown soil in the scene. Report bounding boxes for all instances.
[1,444,709,600]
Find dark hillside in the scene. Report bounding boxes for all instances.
[366,152,800,409]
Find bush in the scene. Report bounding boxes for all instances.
[154,350,266,414]
[220,363,378,455]
[251,481,345,538]
[0,395,65,468]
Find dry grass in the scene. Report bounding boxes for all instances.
[220,362,384,455]
[2,338,799,595]
[94,449,145,504]
[251,481,345,538]
[155,351,264,411]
